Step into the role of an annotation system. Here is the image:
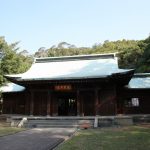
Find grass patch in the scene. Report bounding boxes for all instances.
[0,127,25,136]
[56,126,150,150]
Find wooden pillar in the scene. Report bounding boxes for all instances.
[30,91,34,116]
[95,89,99,116]
[79,91,84,116]
[25,95,28,115]
[50,92,53,116]
[25,92,30,115]
[14,96,17,114]
[77,90,80,116]
[52,94,58,116]
[47,91,51,116]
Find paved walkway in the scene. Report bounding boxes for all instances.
[0,128,76,150]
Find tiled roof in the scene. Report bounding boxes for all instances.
[5,53,132,81]
[0,83,25,93]
[127,74,150,89]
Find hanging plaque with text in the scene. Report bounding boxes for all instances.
[54,85,72,91]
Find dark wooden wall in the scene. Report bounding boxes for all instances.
[117,88,150,114]
[5,83,149,116]
[80,91,95,116]
[3,92,26,114]
[33,91,48,116]
[97,87,116,116]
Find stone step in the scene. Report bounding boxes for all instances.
[24,123,78,125]
[27,124,79,128]
[24,119,94,128]
[26,121,93,125]
[26,122,77,125]
[27,120,79,123]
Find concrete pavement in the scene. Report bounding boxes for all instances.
[0,128,76,150]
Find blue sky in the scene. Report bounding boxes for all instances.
[0,0,150,53]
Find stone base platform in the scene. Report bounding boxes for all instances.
[1,114,150,128]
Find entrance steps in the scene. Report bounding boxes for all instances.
[24,119,80,128]
[19,117,95,128]
[8,115,145,128]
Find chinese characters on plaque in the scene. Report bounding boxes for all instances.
[54,85,72,91]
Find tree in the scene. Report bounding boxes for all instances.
[136,37,150,72]
[0,36,32,86]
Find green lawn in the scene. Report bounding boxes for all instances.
[57,126,150,150]
[0,127,25,136]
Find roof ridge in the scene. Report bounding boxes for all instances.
[35,53,116,63]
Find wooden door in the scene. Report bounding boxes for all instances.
[81,91,95,116]
[33,91,47,116]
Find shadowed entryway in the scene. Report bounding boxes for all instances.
[57,92,77,116]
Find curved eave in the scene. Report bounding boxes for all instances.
[5,75,111,85]
[4,69,134,86]
[111,69,135,86]
[4,75,21,84]
[124,86,150,90]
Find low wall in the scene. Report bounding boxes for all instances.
[132,114,150,124]
[98,116,133,127]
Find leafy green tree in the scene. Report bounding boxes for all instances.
[0,36,32,86]
[136,36,150,72]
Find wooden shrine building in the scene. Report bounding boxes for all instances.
[1,54,150,116]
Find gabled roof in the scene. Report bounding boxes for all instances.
[4,53,134,82]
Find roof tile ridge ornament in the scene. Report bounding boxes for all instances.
[34,53,116,63]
